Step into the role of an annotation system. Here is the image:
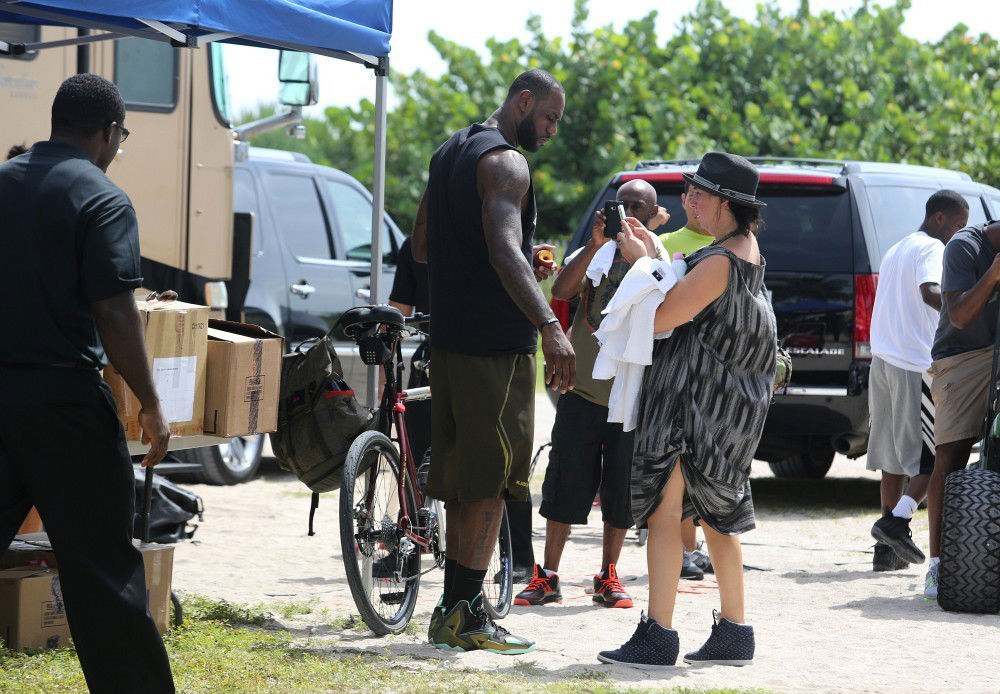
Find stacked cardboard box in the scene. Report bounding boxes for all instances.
[204,320,283,437]
[103,296,209,440]
[0,535,174,649]
[102,299,283,441]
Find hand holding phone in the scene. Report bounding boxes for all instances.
[604,201,626,239]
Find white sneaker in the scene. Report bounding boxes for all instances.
[923,563,939,600]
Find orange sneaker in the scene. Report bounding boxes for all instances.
[514,564,562,606]
[593,563,634,608]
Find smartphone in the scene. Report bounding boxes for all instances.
[604,200,625,239]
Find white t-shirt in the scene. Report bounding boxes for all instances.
[870,231,944,372]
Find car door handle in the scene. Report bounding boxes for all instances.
[290,281,315,298]
[355,287,371,301]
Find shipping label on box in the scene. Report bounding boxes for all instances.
[103,299,209,440]
[0,568,70,651]
[204,320,284,438]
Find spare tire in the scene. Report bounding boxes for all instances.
[938,468,1000,614]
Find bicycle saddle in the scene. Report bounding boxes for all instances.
[340,305,405,336]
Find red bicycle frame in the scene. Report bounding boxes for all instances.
[363,377,433,551]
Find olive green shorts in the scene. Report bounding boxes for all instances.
[425,348,535,502]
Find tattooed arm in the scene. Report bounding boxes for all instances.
[477,149,575,392]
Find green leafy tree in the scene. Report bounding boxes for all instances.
[250,0,999,239]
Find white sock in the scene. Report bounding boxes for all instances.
[891,495,919,519]
[929,557,940,569]
[543,568,557,578]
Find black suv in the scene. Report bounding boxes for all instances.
[558,158,1000,478]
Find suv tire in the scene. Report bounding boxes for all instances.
[767,447,835,479]
[178,434,265,485]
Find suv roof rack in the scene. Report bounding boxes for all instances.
[248,146,312,163]
[633,156,971,180]
[634,157,847,172]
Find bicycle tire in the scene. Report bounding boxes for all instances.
[482,505,513,619]
[340,430,421,635]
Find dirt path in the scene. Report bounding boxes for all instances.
[172,395,999,693]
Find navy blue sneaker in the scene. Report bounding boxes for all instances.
[684,610,754,666]
[597,613,678,670]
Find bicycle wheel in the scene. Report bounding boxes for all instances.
[482,505,513,619]
[340,430,421,635]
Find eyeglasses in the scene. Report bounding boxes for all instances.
[110,122,130,143]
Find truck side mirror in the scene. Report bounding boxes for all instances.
[277,50,319,107]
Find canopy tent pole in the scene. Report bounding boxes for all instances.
[366,56,389,408]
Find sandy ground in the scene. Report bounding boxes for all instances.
[171,395,1000,694]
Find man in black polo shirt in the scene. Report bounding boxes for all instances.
[412,68,574,654]
[0,74,174,692]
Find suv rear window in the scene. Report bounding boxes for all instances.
[611,182,854,273]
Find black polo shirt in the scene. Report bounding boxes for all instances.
[0,141,143,369]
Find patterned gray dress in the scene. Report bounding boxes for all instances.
[630,245,777,534]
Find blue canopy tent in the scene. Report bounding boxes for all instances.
[1,0,393,404]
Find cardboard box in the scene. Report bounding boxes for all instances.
[203,320,283,437]
[0,536,175,636]
[0,568,70,650]
[104,298,209,440]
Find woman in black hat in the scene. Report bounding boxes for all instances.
[598,152,777,669]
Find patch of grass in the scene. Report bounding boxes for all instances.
[277,600,316,620]
[0,595,773,694]
[182,594,273,627]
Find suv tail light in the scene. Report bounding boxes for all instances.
[550,297,571,332]
[854,274,879,359]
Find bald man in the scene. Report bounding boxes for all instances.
[515,179,666,609]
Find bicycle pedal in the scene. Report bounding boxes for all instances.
[380,592,406,605]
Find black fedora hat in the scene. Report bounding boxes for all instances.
[683,152,766,209]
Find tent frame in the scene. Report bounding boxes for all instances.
[1,2,391,406]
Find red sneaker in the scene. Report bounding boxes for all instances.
[514,564,562,606]
[593,563,634,608]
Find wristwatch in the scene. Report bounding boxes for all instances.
[539,318,560,331]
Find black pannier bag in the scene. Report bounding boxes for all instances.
[272,336,373,493]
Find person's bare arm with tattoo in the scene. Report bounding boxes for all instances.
[477,149,575,392]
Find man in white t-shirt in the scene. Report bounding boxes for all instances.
[867,190,969,571]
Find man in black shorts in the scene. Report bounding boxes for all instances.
[412,68,574,654]
[516,179,666,609]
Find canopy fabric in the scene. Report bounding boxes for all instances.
[0,0,391,59]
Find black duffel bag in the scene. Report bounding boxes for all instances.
[272,336,373,493]
[132,469,203,544]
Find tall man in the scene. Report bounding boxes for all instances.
[0,75,174,692]
[925,214,1000,599]
[516,179,665,609]
[412,69,574,653]
[866,191,968,572]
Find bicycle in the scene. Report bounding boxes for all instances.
[338,305,514,635]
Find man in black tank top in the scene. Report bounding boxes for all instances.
[411,69,574,654]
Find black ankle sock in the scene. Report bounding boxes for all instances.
[448,563,486,609]
[443,558,457,604]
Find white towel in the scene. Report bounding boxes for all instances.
[584,240,617,286]
[592,256,688,431]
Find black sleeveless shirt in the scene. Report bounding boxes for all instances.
[426,124,537,355]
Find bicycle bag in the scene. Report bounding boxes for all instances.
[272,336,373,492]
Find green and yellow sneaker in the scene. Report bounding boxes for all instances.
[428,595,535,655]
[427,594,446,643]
